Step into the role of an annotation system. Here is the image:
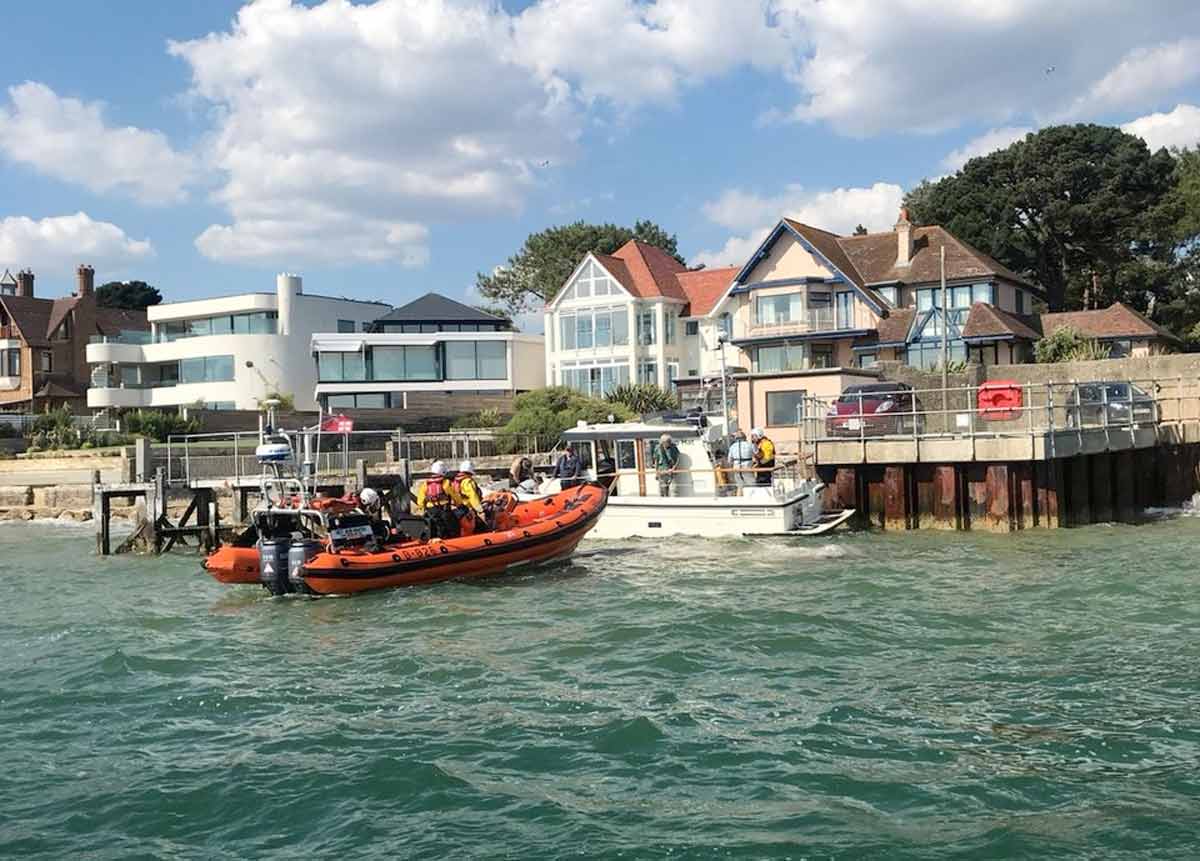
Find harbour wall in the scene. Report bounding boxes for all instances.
[819,443,1200,531]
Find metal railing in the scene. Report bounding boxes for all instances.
[792,377,1200,462]
[751,309,838,332]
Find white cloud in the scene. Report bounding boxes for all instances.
[1122,103,1200,151]
[0,82,196,205]
[1065,39,1200,119]
[0,212,153,273]
[170,0,583,265]
[773,0,1200,136]
[693,181,904,268]
[941,126,1032,171]
[513,0,792,109]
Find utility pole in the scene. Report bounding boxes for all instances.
[718,335,731,433]
[940,245,949,417]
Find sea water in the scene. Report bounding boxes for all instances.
[1,517,1198,859]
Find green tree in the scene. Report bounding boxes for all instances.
[499,387,634,447]
[476,220,684,315]
[96,280,163,310]
[1033,326,1111,363]
[904,124,1179,313]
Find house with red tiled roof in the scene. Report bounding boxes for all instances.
[543,238,738,395]
[1,265,149,411]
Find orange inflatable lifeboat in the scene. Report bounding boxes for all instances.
[203,484,608,595]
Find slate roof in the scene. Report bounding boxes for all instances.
[376,292,510,325]
[873,308,916,344]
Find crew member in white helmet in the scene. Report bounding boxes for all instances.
[452,460,487,535]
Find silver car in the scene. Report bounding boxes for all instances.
[1066,382,1158,428]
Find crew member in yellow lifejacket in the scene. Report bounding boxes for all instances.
[750,428,776,486]
[414,460,462,538]
[452,460,487,535]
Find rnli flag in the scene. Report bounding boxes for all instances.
[321,414,354,434]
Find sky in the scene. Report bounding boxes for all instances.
[3,0,1200,325]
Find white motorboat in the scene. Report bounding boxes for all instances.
[538,418,854,539]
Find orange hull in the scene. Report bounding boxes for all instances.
[201,484,607,594]
[203,544,261,584]
[301,484,607,595]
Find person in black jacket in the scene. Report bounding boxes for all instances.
[554,443,583,489]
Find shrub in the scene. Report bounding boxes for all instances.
[497,386,634,451]
[120,409,201,442]
[604,383,679,415]
[1034,326,1112,363]
[451,407,505,430]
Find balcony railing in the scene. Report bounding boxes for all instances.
[750,309,841,333]
[89,332,154,345]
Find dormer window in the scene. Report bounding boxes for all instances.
[55,316,72,341]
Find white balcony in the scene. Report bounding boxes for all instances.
[86,341,147,364]
[87,386,149,408]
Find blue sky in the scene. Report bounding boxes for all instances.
[3,1,1200,321]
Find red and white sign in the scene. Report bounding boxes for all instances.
[321,414,354,434]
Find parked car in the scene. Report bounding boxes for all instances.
[825,383,924,437]
[1066,382,1158,428]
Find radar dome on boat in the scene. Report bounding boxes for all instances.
[255,442,293,463]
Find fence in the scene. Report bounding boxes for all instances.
[164,428,553,485]
[792,377,1200,463]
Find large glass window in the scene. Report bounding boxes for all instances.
[445,342,477,380]
[444,341,508,380]
[757,344,805,372]
[905,342,967,370]
[371,347,406,380]
[576,314,594,349]
[612,310,629,346]
[756,293,802,325]
[317,351,366,382]
[637,361,657,384]
[973,282,995,305]
[665,313,676,345]
[878,286,898,306]
[636,310,656,346]
[835,292,853,330]
[404,346,438,380]
[210,316,233,335]
[595,312,612,347]
[1,348,19,377]
[180,355,235,383]
[159,311,275,341]
[560,314,576,350]
[767,390,807,426]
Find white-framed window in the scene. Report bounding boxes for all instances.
[563,260,618,301]
[559,361,630,397]
[39,350,52,372]
[684,320,699,336]
[637,360,657,384]
[557,307,628,351]
[665,312,676,345]
[636,310,656,345]
[667,362,679,388]
[756,293,801,325]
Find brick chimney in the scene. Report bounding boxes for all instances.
[16,269,34,298]
[895,207,913,267]
[76,264,95,297]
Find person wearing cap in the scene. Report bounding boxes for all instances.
[452,460,487,535]
[554,442,583,489]
[414,460,461,537]
[727,429,755,491]
[653,432,680,497]
[749,428,775,486]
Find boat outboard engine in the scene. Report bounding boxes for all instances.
[287,534,322,595]
[258,536,293,596]
[798,480,827,528]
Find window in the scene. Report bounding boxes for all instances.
[638,361,657,384]
[595,312,612,347]
[560,362,629,397]
[810,345,834,368]
[617,439,637,470]
[1108,339,1132,358]
[39,351,51,372]
[565,259,619,300]
[180,354,235,384]
[1015,289,1026,315]
[1,348,19,377]
[685,320,699,336]
[612,309,629,346]
[155,363,179,386]
[757,344,805,372]
[444,341,508,380]
[719,313,732,340]
[575,314,594,349]
[665,313,676,345]
[972,282,995,305]
[687,368,698,377]
[205,401,237,411]
[878,286,898,306]
[835,292,853,329]
[904,342,967,370]
[210,315,233,335]
[559,314,576,350]
[337,319,356,333]
[317,351,367,382]
[636,310,656,345]
[756,293,801,325]
[120,365,141,386]
[766,390,807,426]
[858,352,878,369]
[667,362,679,387]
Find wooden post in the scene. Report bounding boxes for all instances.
[964,463,988,531]
[92,469,106,555]
[150,468,164,553]
[914,464,936,530]
[1090,453,1114,524]
[1035,460,1062,529]
[932,465,960,530]
[1068,457,1091,526]
[865,467,885,530]
[882,466,909,531]
[984,464,1012,532]
[1014,461,1036,529]
[1114,450,1137,523]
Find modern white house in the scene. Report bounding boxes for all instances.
[543,239,739,398]
[86,274,388,412]
[311,292,544,411]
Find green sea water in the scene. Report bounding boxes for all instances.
[1,516,1199,859]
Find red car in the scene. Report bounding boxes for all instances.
[825,383,924,437]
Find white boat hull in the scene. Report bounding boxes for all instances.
[586,492,804,539]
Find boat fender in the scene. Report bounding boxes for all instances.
[483,538,493,546]
[392,553,402,562]
[439,545,450,554]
